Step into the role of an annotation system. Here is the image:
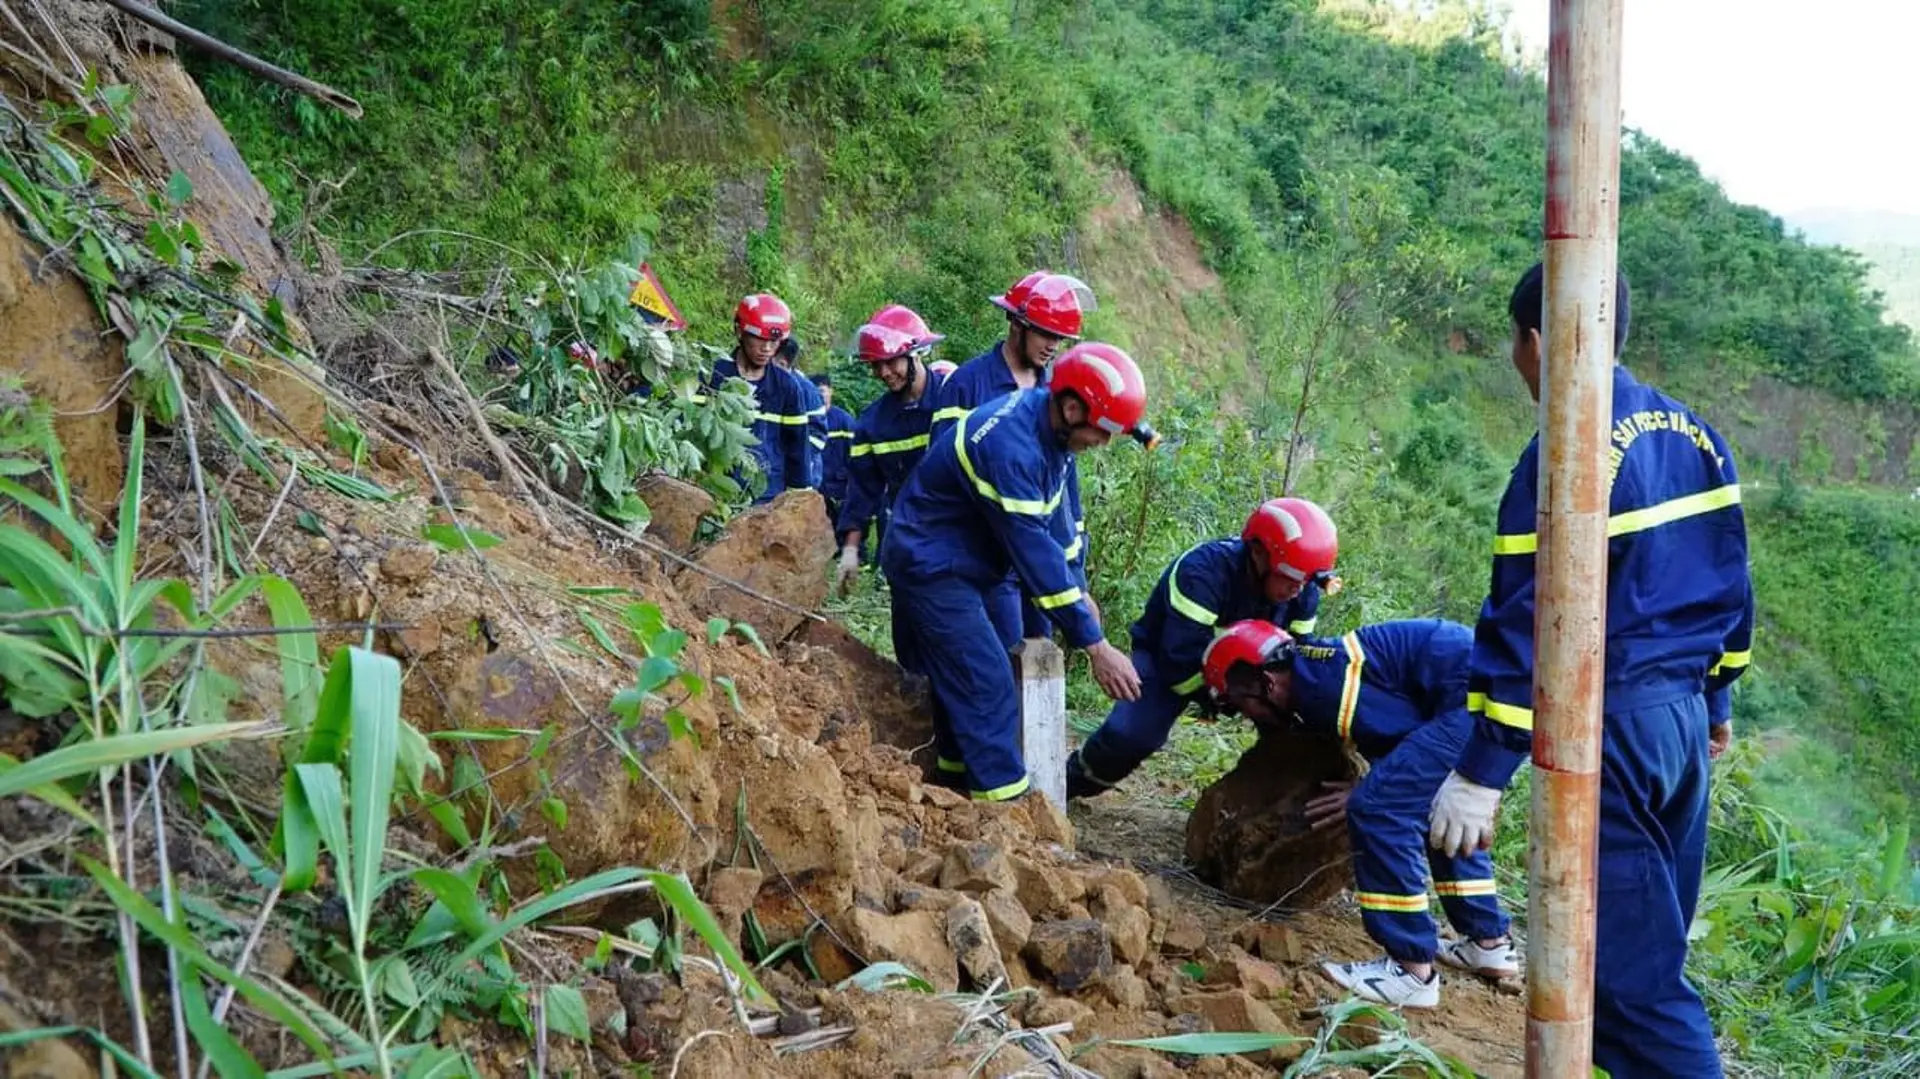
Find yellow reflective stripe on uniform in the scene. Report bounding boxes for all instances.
[972,775,1031,802]
[1434,880,1498,897]
[1467,691,1535,731]
[1356,891,1430,913]
[1171,670,1206,695]
[809,437,827,450]
[1336,632,1366,743]
[1035,587,1082,610]
[1063,536,1083,561]
[850,443,873,458]
[869,433,930,455]
[1288,617,1319,634]
[932,406,969,424]
[953,418,1061,515]
[1165,550,1219,626]
[1709,649,1752,676]
[1494,483,1743,556]
[1077,519,1087,533]
[829,430,856,439]
[936,757,967,774]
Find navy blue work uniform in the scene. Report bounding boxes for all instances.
[1071,538,1321,791]
[836,370,949,552]
[882,389,1099,801]
[1456,365,1752,1079]
[818,403,855,519]
[931,345,1086,647]
[1288,621,1509,963]
[795,371,826,490]
[697,358,814,503]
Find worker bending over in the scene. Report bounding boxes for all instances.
[696,293,814,503]
[1204,619,1514,1009]
[931,271,1100,646]
[1065,497,1338,798]
[1427,265,1752,1078]
[835,305,950,592]
[882,343,1148,800]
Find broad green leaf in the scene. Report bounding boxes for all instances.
[635,655,679,696]
[344,648,402,951]
[179,959,266,1079]
[543,984,591,1043]
[576,608,627,662]
[166,170,194,205]
[399,1046,470,1079]
[835,961,933,995]
[1782,916,1822,973]
[0,723,258,801]
[299,645,356,765]
[442,867,647,976]
[275,768,320,892]
[259,576,319,732]
[80,857,334,1063]
[421,523,502,552]
[292,762,349,903]
[413,867,495,940]
[0,751,97,826]
[1113,1032,1306,1054]
[706,616,729,644]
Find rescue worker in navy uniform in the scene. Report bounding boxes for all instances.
[1427,264,1753,1078]
[697,293,815,504]
[1201,619,1516,1008]
[930,271,1100,646]
[835,305,949,593]
[882,343,1149,799]
[776,336,827,490]
[1064,497,1338,799]
[812,372,854,528]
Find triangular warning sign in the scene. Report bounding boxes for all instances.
[628,262,687,330]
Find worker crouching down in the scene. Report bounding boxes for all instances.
[1203,619,1514,1008]
[1066,497,1338,798]
[882,343,1148,801]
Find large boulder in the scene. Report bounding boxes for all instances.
[635,473,716,553]
[1184,731,1357,908]
[676,488,832,640]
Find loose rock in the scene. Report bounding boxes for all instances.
[939,841,1016,894]
[1023,919,1114,992]
[1232,921,1304,965]
[945,897,1008,989]
[848,908,959,993]
[380,542,438,583]
[1206,946,1288,1000]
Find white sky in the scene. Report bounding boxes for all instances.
[1503,0,1920,217]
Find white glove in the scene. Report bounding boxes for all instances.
[1428,771,1502,857]
[834,545,861,595]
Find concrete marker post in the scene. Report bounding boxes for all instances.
[1016,637,1069,807]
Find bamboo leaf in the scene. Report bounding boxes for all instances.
[179,959,267,1079]
[648,870,772,1005]
[259,576,319,732]
[111,410,145,599]
[0,724,258,800]
[421,523,502,552]
[0,752,98,827]
[412,867,495,940]
[442,868,647,976]
[835,961,933,995]
[1113,1032,1306,1054]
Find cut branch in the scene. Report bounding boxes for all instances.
[99,0,363,118]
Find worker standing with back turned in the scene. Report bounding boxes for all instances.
[1427,264,1753,1079]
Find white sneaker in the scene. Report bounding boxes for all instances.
[1319,956,1440,1009]
[1437,937,1520,980]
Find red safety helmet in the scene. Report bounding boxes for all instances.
[927,359,959,378]
[993,271,1095,339]
[1050,342,1146,435]
[854,321,919,363]
[734,293,793,341]
[1242,497,1339,584]
[989,270,1050,319]
[1202,620,1296,697]
[869,303,946,349]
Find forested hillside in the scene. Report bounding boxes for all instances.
[168,0,1918,1070]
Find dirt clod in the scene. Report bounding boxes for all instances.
[1166,988,1297,1063]
[1023,918,1114,992]
[1184,730,1355,907]
[848,908,959,992]
[938,840,1016,894]
[1206,945,1288,1000]
[380,542,439,583]
[1232,921,1304,965]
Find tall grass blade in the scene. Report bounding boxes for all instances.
[259,576,319,731]
[343,647,401,950]
[179,959,266,1079]
[79,857,335,1064]
[0,723,259,800]
[647,870,773,1005]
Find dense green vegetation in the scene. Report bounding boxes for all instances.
[181,0,1919,1071]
